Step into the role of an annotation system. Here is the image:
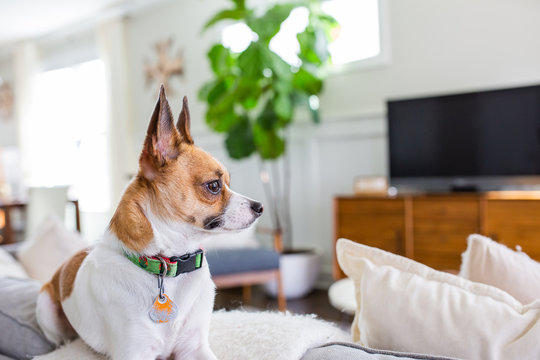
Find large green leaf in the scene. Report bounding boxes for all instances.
[246,3,296,42]
[253,124,285,159]
[231,0,246,9]
[293,68,322,94]
[257,101,278,130]
[198,80,215,101]
[203,8,250,31]
[207,45,234,75]
[235,78,261,109]
[238,42,274,78]
[225,117,256,159]
[268,50,293,81]
[207,108,239,133]
[297,26,330,65]
[205,77,233,103]
[274,92,293,120]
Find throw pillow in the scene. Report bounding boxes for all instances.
[460,234,540,304]
[337,238,540,359]
[0,277,55,359]
[0,246,27,279]
[18,215,88,283]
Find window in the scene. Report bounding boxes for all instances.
[221,0,386,68]
[322,0,381,65]
[28,59,110,213]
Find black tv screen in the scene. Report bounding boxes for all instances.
[387,84,540,191]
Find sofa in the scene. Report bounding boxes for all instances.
[2,215,540,359]
[0,275,456,360]
[0,216,462,360]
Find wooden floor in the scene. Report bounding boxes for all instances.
[213,285,354,331]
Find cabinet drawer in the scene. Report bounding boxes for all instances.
[334,198,406,278]
[413,198,479,270]
[485,200,540,261]
[338,228,405,254]
[413,197,479,220]
[338,199,404,216]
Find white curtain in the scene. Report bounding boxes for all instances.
[13,42,38,194]
[96,17,137,210]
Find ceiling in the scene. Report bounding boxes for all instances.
[0,0,161,49]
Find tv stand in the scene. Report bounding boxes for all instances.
[450,184,478,192]
[333,191,540,279]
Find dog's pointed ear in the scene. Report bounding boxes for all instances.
[140,85,181,179]
[177,96,194,144]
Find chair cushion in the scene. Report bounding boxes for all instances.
[206,248,280,276]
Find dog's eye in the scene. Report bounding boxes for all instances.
[206,180,221,195]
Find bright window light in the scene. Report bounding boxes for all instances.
[220,0,381,66]
[322,0,380,65]
[269,7,309,67]
[29,59,110,212]
[221,22,258,53]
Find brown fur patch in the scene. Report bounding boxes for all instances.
[40,249,88,340]
[147,145,232,228]
[109,178,155,252]
[42,249,89,302]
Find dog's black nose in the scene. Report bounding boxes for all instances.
[250,201,263,216]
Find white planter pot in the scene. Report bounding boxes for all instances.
[264,249,322,299]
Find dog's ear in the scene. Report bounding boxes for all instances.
[140,85,181,179]
[177,96,194,144]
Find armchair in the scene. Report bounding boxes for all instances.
[205,228,286,311]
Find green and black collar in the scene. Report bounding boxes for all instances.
[125,249,204,277]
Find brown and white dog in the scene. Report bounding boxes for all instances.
[35,86,263,359]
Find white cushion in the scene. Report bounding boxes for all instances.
[18,215,88,283]
[203,226,258,250]
[0,247,28,279]
[337,238,540,359]
[460,234,540,304]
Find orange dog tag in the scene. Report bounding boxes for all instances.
[149,294,178,323]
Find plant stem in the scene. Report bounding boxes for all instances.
[258,159,282,234]
[282,129,293,250]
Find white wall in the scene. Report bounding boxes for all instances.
[322,0,540,118]
[122,0,540,285]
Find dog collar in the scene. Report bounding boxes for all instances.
[125,249,204,277]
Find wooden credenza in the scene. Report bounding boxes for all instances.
[333,192,540,279]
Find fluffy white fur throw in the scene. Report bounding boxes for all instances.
[35,310,350,360]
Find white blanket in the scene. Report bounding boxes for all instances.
[35,310,350,360]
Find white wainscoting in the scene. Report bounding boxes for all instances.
[194,113,387,286]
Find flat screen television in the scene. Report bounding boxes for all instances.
[387,84,540,192]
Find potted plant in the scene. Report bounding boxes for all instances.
[199,0,337,298]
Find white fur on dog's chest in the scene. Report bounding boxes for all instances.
[62,235,216,358]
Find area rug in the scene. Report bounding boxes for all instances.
[35,310,350,360]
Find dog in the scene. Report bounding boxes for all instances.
[35,85,263,359]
